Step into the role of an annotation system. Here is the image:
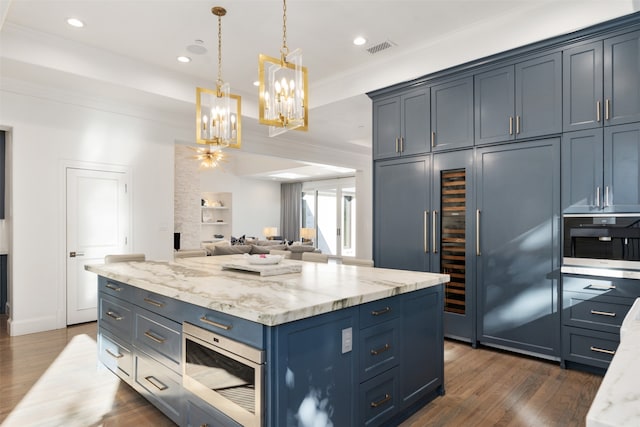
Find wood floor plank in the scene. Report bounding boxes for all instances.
[1,316,602,426]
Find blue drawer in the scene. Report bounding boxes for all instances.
[359,297,400,329]
[359,318,400,382]
[359,366,400,427]
[98,277,135,301]
[98,327,133,383]
[182,304,264,349]
[99,293,133,338]
[134,354,182,425]
[133,308,181,373]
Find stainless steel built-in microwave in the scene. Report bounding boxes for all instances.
[563,214,640,270]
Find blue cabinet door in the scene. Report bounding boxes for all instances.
[399,286,443,409]
[604,122,640,212]
[474,65,515,145]
[604,31,640,126]
[561,129,604,212]
[563,41,603,132]
[401,88,431,157]
[373,95,401,160]
[516,52,562,139]
[431,77,474,151]
[475,138,560,358]
[432,149,475,342]
[373,87,430,160]
[374,156,430,272]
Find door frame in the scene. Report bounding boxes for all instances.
[57,160,132,328]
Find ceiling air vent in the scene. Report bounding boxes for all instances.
[366,40,396,55]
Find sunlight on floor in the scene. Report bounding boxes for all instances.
[2,334,120,427]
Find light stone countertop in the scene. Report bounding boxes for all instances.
[85,255,449,327]
[586,297,640,427]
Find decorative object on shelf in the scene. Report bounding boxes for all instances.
[263,226,278,240]
[300,227,315,243]
[258,0,308,137]
[195,6,241,149]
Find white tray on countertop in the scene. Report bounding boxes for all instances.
[221,261,302,276]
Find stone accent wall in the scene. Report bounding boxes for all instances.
[174,145,200,250]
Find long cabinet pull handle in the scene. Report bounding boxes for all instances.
[371,307,391,316]
[516,115,521,134]
[424,210,429,253]
[596,100,601,122]
[585,283,616,291]
[395,138,399,153]
[200,316,233,330]
[590,346,615,356]
[143,297,165,308]
[596,187,601,208]
[431,131,436,148]
[432,210,438,254]
[476,209,481,256]
[106,311,123,321]
[605,99,610,121]
[106,283,122,292]
[370,343,391,356]
[509,116,513,135]
[370,393,392,408]
[144,330,167,344]
[144,375,168,391]
[604,186,610,207]
[105,348,124,359]
[590,310,616,317]
[400,137,404,152]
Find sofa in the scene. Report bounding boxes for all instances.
[201,238,321,260]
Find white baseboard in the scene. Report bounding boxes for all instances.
[7,314,62,336]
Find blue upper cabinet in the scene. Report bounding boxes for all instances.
[564,30,640,132]
[430,77,474,151]
[373,87,430,160]
[475,53,562,145]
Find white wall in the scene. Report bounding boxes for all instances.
[1,80,188,335]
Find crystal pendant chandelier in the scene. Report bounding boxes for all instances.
[196,6,241,149]
[258,0,308,137]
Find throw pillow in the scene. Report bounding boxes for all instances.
[213,244,252,255]
[250,245,271,254]
[202,240,230,256]
[287,245,316,253]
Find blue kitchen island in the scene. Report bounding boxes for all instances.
[86,255,448,427]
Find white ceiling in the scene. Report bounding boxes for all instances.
[1,0,638,180]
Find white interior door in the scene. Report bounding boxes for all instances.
[66,168,129,325]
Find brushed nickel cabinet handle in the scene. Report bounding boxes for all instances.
[106,311,123,321]
[516,115,521,134]
[509,116,513,135]
[590,346,615,356]
[431,131,436,148]
[596,100,601,122]
[432,210,438,254]
[395,137,399,153]
[144,330,166,344]
[371,393,392,408]
[590,310,616,317]
[604,186,610,207]
[605,99,610,120]
[143,297,165,308]
[370,343,391,356]
[200,316,232,330]
[106,283,122,292]
[476,209,481,256]
[371,307,391,316]
[596,186,601,208]
[424,210,429,253]
[145,375,168,391]
[400,137,404,152]
[105,348,123,359]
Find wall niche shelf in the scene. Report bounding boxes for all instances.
[200,192,231,244]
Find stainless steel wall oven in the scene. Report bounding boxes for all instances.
[182,322,265,427]
[563,214,640,272]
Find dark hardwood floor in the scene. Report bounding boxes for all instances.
[1,315,601,426]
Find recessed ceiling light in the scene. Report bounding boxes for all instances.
[66,18,85,28]
[177,56,191,63]
[253,81,260,87]
[353,36,367,46]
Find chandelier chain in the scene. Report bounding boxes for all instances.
[281,0,288,56]
[217,12,223,86]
